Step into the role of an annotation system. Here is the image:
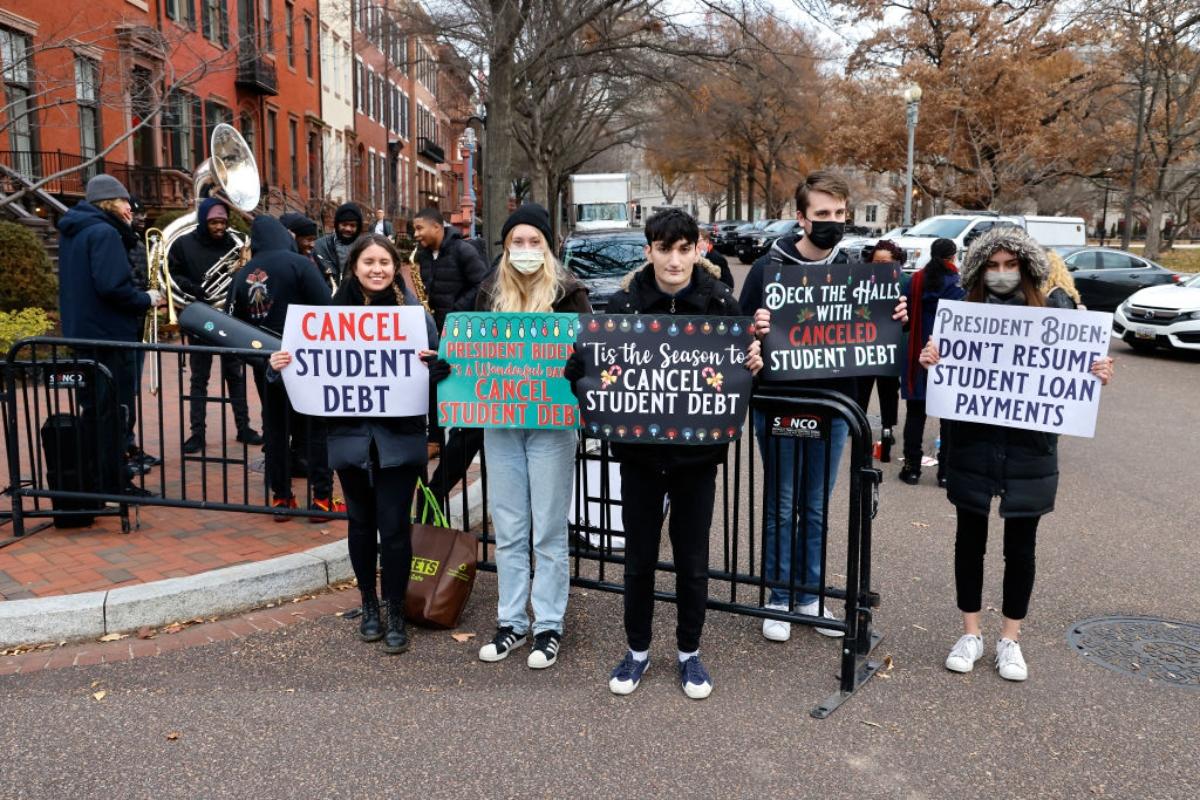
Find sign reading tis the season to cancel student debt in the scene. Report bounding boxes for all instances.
[575,314,754,444]
[437,312,580,429]
[279,305,430,417]
[926,300,1112,438]
[762,261,903,379]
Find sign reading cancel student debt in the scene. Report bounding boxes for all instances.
[279,305,429,417]
[437,312,580,429]
[762,261,903,379]
[926,300,1111,438]
[575,314,754,444]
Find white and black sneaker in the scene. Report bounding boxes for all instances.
[478,626,527,662]
[527,631,561,669]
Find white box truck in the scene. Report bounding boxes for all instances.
[568,174,633,232]
[893,213,1088,271]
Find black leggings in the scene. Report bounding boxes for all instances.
[855,375,899,428]
[954,509,1040,620]
[338,461,420,603]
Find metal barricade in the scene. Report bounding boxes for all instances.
[2,336,348,536]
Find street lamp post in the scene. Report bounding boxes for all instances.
[460,128,477,238]
[903,84,922,228]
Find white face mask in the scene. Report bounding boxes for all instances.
[984,271,1021,295]
[509,248,544,275]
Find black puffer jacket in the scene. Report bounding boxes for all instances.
[416,226,491,329]
[227,216,331,336]
[323,278,440,472]
[168,198,237,303]
[944,288,1059,518]
[604,259,744,470]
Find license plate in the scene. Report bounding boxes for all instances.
[1133,326,1156,339]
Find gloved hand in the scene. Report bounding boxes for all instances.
[563,348,586,385]
[422,353,452,384]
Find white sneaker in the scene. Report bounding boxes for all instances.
[797,599,845,638]
[762,602,791,642]
[995,638,1028,681]
[945,633,985,673]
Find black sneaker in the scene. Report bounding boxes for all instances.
[182,434,205,454]
[899,462,921,485]
[237,428,264,446]
[478,626,527,662]
[526,631,561,669]
[127,446,162,469]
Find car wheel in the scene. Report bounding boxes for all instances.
[1125,336,1157,353]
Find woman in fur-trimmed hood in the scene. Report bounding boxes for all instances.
[917,224,1114,685]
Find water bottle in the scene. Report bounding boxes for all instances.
[934,435,942,452]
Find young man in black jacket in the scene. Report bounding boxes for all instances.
[228,216,342,519]
[411,207,490,331]
[739,171,906,642]
[596,209,762,700]
[313,202,364,287]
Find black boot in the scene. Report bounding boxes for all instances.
[359,594,383,642]
[382,599,408,654]
[899,460,921,485]
[880,428,895,463]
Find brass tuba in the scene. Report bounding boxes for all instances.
[148,123,260,312]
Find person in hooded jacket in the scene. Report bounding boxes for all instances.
[855,239,906,462]
[269,233,443,654]
[227,216,342,519]
[898,237,965,486]
[573,209,762,701]
[919,228,1114,682]
[465,204,591,671]
[412,207,491,331]
[313,202,364,288]
[57,175,164,495]
[169,197,260,453]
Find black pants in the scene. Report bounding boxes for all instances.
[188,347,250,437]
[426,427,483,504]
[902,399,949,475]
[954,509,1040,620]
[620,462,716,653]
[339,460,420,603]
[252,366,332,500]
[856,375,899,428]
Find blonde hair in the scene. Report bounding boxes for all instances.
[492,233,563,313]
[1043,250,1082,305]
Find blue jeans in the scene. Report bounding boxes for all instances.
[753,411,848,606]
[484,428,576,635]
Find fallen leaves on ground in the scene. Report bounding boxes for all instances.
[137,627,156,640]
[166,732,180,741]
[910,521,931,528]
[98,633,127,643]
[450,632,475,643]
[91,690,107,702]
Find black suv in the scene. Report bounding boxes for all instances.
[560,230,647,310]
[711,220,749,255]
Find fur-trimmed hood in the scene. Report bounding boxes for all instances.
[618,257,722,291]
[959,227,1050,291]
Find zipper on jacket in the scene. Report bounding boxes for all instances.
[670,297,675,313]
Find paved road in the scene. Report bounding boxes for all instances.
[2,262,1198,799]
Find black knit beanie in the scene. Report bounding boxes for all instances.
[500,203,553,245]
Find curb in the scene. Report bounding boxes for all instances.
[0,540,353,649]
[0,475,487,649]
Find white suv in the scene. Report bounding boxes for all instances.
[894,215,1023,271]
[1112,273,1200,353]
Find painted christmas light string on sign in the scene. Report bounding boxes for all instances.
[574,314,755,444]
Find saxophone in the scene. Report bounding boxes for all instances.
[408,245,432,314]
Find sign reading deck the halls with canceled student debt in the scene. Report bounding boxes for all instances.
[762,261,903,380]
[926,299,1112,438]
[575,314,754,444]
[279,305,430,417]
[437,312,580,429]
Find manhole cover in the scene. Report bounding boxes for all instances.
[1067,616,1200,689]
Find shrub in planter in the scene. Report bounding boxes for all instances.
[0,221,58,312]
[0,307,54,359]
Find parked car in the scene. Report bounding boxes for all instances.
[560,230,647,310]
[1061,247,1181,311]
[1111,272,1200,352]
[894,213,1086,271]
[735,219,800,263]
[730,219,778,263]
[711,220,749,254]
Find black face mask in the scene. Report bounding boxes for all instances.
[806,220,845,251]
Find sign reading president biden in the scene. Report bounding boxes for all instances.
[762,261,903,380]
[279,305,430,417]
[925,300,1111,438]
[575,314,754,444]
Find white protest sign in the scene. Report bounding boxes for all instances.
[279,305,429,417]
[926,299,1111,438]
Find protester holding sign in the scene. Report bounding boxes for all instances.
[269,234,443,655]
[898,237,965,487]
[856,239,907,462]
[469,204,592,670]
[918,228,1114,682]
[584,208,762,700]
[739,171,907,642]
